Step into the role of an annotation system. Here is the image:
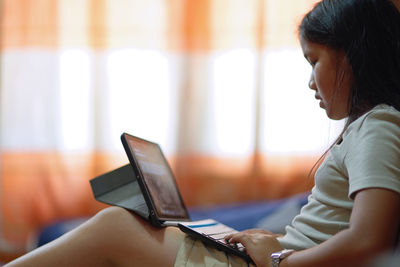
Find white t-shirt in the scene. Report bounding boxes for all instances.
[278,104,400,251]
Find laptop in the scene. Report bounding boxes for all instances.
[90,132,252,263]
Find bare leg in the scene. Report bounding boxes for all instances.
[5,207,185,267]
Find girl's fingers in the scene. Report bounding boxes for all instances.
[224,233,236,242]
[224,229,277,243]
[226,233,248,245]
[224,230,252,242]
[224,233,240,243]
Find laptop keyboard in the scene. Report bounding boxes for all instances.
[182,220,246,252]
[205,229,245,251]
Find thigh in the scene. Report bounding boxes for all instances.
[6,207,186,267]
[88,206,186,267]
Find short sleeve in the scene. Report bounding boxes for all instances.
[345,108,400,199]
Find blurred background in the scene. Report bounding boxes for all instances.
[0,0,344,261]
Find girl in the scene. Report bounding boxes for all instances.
[5,0,400,266]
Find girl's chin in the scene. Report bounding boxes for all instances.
[326,110,348,121]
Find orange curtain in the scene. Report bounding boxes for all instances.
[0,0,337,260]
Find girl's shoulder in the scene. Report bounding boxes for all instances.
[367,104,400,117]
[343,104,400,140]
[350,104,400,131]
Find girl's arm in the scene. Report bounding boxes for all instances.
[282,188,400,267]
[227,188,400,267]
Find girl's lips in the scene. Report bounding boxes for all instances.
[315,95,325,108]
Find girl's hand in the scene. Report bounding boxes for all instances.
[224,229,284,267]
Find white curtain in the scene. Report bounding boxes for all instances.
[0,0,344,258]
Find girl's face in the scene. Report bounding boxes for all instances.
[300,36,353,120]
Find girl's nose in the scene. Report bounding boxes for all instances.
[309,75,316,90]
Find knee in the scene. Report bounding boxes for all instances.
[82,207,152,264]
[91,206,135,233]
[94,206,132,222]
[79,207,137,251]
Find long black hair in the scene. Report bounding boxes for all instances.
[300,0,400,124]
[300,0,400,177]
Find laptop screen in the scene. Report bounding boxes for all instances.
[123,134,189,220]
